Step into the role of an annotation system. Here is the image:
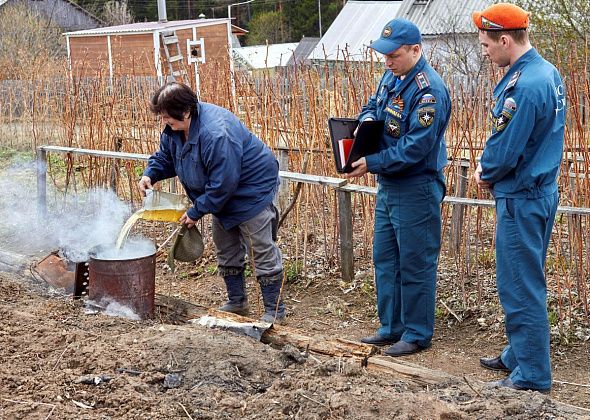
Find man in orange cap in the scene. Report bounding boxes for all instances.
[472,3,566,393]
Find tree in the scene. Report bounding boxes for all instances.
[103,0,134,25]
[246,11,286,45]
[0,3,65,79]
[517,0,590,50]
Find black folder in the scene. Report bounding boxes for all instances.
[328,117,383,173]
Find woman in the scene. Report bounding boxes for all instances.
[138,82,285,323]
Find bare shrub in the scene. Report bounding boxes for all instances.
[0,3,65,80]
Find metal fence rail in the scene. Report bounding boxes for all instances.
[36,145,590,282]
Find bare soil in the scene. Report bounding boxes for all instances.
[0,155,588,419]
[1,257,589,419]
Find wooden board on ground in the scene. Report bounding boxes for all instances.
[203,309,376,359]
[366,355,455,386]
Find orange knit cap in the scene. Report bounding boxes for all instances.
[472,3,530,31]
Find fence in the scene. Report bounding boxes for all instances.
[36,145,590,326]
[1,47,588,326]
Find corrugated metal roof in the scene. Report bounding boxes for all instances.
[397,0,492,35]
[233,43,299,69]
[1,0,105,24]
[286,37,320,66]
[308,1,403,61]
[63,18,237,36]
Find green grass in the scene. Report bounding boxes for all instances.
[0,147,34,167]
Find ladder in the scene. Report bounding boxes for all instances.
[160,30,188,83]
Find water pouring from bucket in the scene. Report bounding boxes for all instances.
[116,190,191,249]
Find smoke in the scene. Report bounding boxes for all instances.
[85,298,141,321]
[0,158,147,262]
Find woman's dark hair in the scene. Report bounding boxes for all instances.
[150,82,198,120]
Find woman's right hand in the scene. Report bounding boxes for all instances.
[138,176,153,196]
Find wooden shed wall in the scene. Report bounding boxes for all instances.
[68,22,232,79]
[69,36,110,78]
[110,34,155,76]
[197,24,231,69]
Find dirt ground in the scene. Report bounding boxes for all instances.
[1,154,589,419]
[1,259,589,419]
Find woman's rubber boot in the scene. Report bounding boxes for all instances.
[259,274,286,324]
[218,274,249,316]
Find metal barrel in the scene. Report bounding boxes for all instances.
[88,248,156,320]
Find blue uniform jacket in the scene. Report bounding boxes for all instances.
[359,56,451,185]
[481,48,566,198]
[144,102,279,230]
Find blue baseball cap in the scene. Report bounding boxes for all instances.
[370,18,422,54]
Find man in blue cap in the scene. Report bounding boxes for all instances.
[344,19,451,356]
[472,3,565,393]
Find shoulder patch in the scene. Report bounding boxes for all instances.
[417,107,436,127]
[419,94,436,105]
[504,71,521,91]
[503,97,517,112]
[415,72,430,90]
[495,110,513,132]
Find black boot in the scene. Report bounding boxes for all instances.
[218,273,249,316]
[259,273,286,324]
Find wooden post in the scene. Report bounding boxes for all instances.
[110,137,123,192]
[277,148,290,213]
[449,160,468,257]
[36,147,47,217]
[338,189,354,282]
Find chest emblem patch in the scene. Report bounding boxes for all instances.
[418,107,436,127]
[385,107,403,119]
[391,96,404,111]
[386,118,401,138]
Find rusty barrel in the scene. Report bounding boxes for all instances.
[88,247,156,319]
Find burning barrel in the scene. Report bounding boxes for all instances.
[88,241,156,319]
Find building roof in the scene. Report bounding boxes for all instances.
[286,37,320,66]
[1,0,104,29]
[308,1,403,62]
[396,0,491,35]
[233,43,299,70]
[64,18,247,36]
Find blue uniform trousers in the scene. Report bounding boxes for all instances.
[496,192,558,391]
[373,177,444,347]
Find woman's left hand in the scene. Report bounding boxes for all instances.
[179,212,197,228]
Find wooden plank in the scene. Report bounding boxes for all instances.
[279,170,347,187]
[366,355,454,386]
[38,146,150,161]
[202,309,376,359]
[444,196,495,207]
[339,184,377,195]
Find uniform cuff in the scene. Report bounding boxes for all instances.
[365,154,381,174]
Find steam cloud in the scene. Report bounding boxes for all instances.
[0,158,150,261]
